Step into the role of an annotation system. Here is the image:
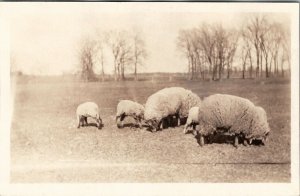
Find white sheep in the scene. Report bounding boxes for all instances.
[196,94,270,147]
[144,87,201,131]
[76,102,102,129]
[116,100,145,128]
[183,106,199,134]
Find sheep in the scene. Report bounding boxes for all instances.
[116,100,145,128]
[144,87,201,131]
[196,94,270,147]
[76,102,102,129]
[183,106,199,134]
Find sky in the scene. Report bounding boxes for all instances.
[6,3,291,75]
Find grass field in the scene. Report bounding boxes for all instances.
[10,77,291,182]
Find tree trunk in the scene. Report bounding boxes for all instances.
[249,51,253,78]
[101,58,105,82]
[281,57,284,77]
[265,52,269,78]
[260,50,263,77]
[255,44,259,78]
[227,63,230,79]
[114,59,117,81]
[242,65,245,79]
[134,61,137,81]
[218,51,222,81]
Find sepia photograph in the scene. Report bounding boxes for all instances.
[0,2,299,196]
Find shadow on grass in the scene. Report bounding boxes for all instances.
[82,123,104,129]
[117,123,141,129]
[194,133,265,146]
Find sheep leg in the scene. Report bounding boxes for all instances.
[117,114,125,128]
[133,115,141,128]
[137,117,142,129]
[192,124,196,131]
[176,114,181,126]
[96,117,102,129]
[243,139,248,146]
[116,116,121,128]
[77,115,81,128]
[156,120,162,131]
[249,138,253,145]
[192,130,198,136]
[183,124,188,134]
[84,117,88,126]
[234,135,239,148]
[199,134,205,147]
[120,114,126,128]
[167,116,171,128]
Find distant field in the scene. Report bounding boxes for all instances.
[10,77,291,182]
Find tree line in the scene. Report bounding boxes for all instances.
[78,14,290,82]
[177,14,290,81]
[78,29,147,81]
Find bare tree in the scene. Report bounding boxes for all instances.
[106,30,122,81]
[118,33,133,80]
[240,39,250,79]
[78,37,96,81]
[177,29,194,80]
[178,23,238,81]
[224,29,238,79]
[281,25,291,77]
[241,26,254,78]
[213,24,228,81]
[95,31,106,81]
[198,24,216,80]
[245,14,268,78]
[132,31,147,81]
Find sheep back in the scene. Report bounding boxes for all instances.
[144,87,188,122]
[198,94,255,136]
[116,100,144,118]
[76,102,100,118]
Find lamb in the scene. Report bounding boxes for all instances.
[183,106,200,134]
[144,87,201,131]
[76,102,102,129]
[196,94,270,147]
[116,100,145,128]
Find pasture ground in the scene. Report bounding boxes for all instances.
[10,78,291,182]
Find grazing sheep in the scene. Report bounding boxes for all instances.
[116,100,144,128]
[76,102,102,129]
[144,87,201,131]
[183,106,199,134]
[196,94,270,147]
